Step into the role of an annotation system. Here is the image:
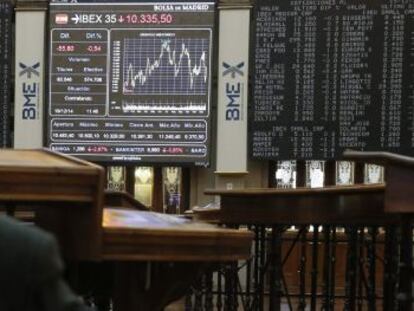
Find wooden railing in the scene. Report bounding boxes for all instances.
[188,151,414,311]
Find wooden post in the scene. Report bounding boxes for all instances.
[152,167,163,213]
[180,167,191,214]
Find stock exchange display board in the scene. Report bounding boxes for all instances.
[48,0,214,165]
[0,1,12,147]
[251,0,414,160]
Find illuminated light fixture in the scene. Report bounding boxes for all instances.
[135,167,152,184]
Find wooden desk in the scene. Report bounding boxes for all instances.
[344,150,414,213]
[192,151,414,311]
[104,190,148,211]
[101,208,253,311]
[0,148,104,260]
[103,208,252,262]
[193,184,403,311]
[343,150,414,311]
[0,149,253,311]
[194,184,399,225]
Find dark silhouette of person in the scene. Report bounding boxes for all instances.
[0,215,93,311]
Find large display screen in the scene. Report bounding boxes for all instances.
[48,0,214,165]
[251,0,414,160]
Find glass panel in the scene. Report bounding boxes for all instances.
[107,166,126,191]
[364,164,384,184]
[336,161,354,185]
[163,167,182,214]
[306,161,325,188]
[134,167,154,208]
[275,161,296,188]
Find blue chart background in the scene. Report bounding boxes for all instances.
[123,36,209,95]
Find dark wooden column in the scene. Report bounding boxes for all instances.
[152,167,163,213]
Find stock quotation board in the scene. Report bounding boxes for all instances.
[0,1,12,147]
[48,0,214,164]
[251,0,414,160]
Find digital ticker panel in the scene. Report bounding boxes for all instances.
[48,0,214,164]
[0,1,12,147]
[251,0,414,160]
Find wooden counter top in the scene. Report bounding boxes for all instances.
[102,208,253,261]
[205,183,385,196]
[196,184,399,225]
[0,148,104,203]
[0,149,253,262]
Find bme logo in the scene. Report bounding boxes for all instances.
[19,62,40,78]
[222,62,244,78]
[222,62,245,121]
[19,62,40,120]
